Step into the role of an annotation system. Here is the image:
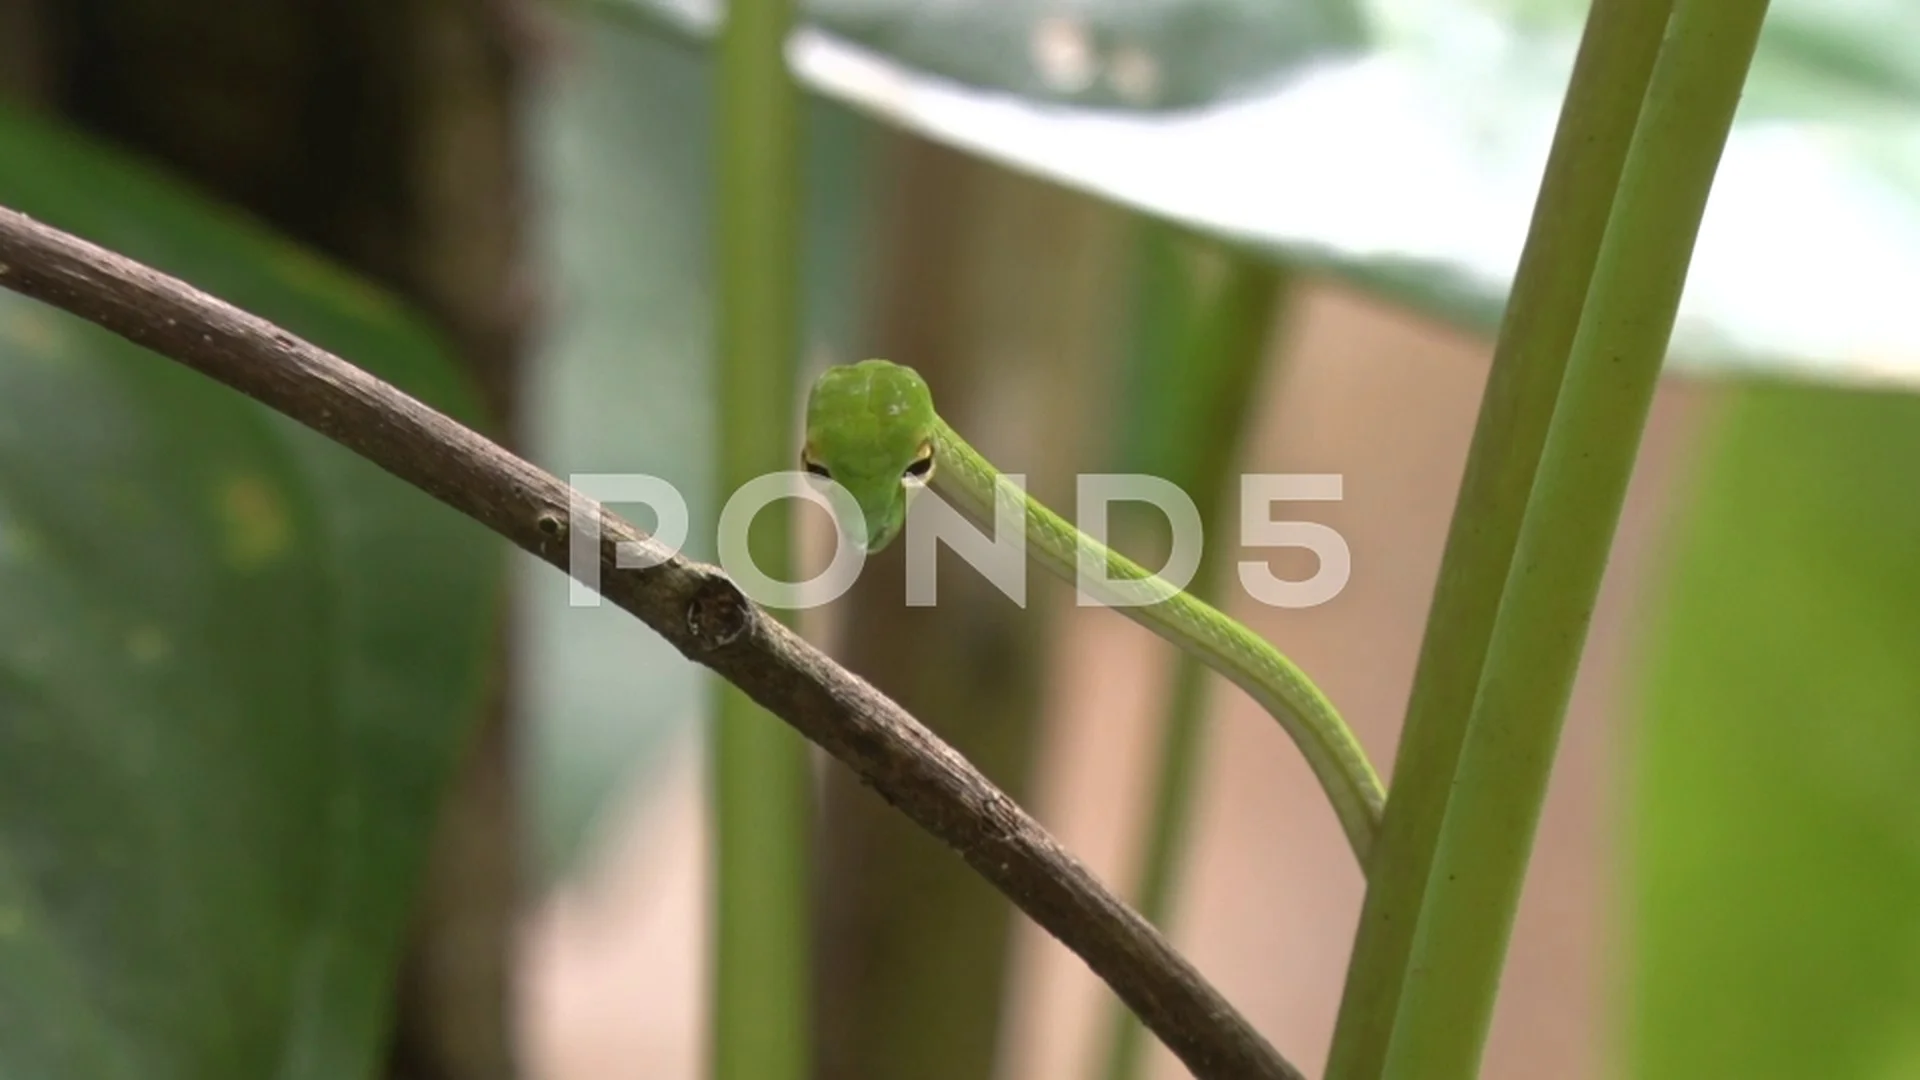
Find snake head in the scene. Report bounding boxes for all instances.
[801,358,937,553]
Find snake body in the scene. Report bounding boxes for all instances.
[804,359,1384,861]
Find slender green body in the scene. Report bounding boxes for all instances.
[804,359,1383,861]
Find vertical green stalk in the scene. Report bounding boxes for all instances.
[1099,235,1289,1080]
[1381,3,1771,1079]
[1324,2,1673,1076]
[712,0,810,1077]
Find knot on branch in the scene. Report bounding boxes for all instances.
[685,575,753,650]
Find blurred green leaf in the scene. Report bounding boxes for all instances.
[1099,224,1288,1080]
[595,0,1368,110]
[0,106,500,1079]
[1461,0,1920,115]
[803,0,1368,111]
[518,14,718,880]
[1618,379,1920,1078]
[1111,227,1280,484]
[591,0,1920,386]
[1748,7,1920,116]
[1111,222,1221,484]
[518,14,877,880]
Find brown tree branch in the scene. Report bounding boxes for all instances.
[0,204,1302,1080]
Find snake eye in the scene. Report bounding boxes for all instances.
[902,448,934,485]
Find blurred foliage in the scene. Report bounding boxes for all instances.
[803,0,1370,110]
[515,18,716,879]
[517,12,876,880]
[596,0,1920,385]
[1100,225,1288,1080]
[595,0,1369,109]
[1111,228,1281,486]
[1449,0,1920,112]
[1620,380,1920,1079]
[0,106,500,1078]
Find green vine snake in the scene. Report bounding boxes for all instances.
[800,358,1384,862]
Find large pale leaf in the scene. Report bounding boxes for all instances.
[1617,380,1920,1078]
[796,0,1368,111]
[588,0,1920,386]
[0,108,500,1079]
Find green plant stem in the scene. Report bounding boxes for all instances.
[1323,1,1673,1076]
[712,0,811,1077]
[1379,3,1771,1078]
[1099,239,1289,1080]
